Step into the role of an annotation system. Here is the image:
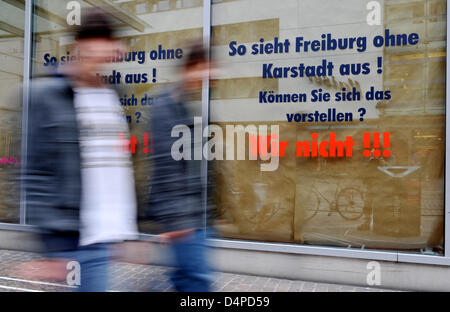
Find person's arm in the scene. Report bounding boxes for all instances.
[26,86,59,229]
[146,93,201,234]
[25,81,80,237]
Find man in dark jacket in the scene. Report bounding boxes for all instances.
[26,9,137,291]
[146,43,213,292]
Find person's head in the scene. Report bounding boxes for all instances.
[73,8,118,81]
[181,42,210,92]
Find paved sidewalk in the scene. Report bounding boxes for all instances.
[0,249,398,292]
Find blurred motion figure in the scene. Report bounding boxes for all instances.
[145,42,214,292]
[25,9,137,291]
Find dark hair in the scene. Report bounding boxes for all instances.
[184,41,208,69]
[74,8,114,41]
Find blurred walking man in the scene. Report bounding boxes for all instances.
[145,43,214,292]
[26,9,137,291]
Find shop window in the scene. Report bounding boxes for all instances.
[210,0,446,254]
[29,0,204,233]
[0,0,24,224]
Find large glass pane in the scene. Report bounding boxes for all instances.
[211,0,446,254]
[0,0,24,223]
[30,0,204,233]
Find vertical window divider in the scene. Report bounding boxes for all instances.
[445,0,450,258]
[201,0,212,235]
[19,0,34,225]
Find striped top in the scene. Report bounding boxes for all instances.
[74,88,137,246]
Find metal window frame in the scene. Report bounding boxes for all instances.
[1,0,449,267]
[18,0,33,224]
[202,0,212,234]
[444,0,450,263]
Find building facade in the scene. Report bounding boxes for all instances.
[0,0,448,290]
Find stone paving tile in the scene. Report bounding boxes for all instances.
[339,285,355,291]
[326,285,342,292]
[301,282,317,292]
[288,281,305,292]
[0,249,400,292]
[241,275,257,285]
